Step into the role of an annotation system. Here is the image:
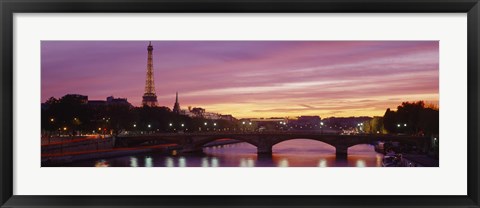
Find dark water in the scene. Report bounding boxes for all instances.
[68,139,384,167]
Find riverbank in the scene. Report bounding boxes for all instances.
[41,138,243,166]
[41,144,178,166]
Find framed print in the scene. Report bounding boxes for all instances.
[1,0,479,207]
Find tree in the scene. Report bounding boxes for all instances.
[382,101,438,136]
[363,117,387,134]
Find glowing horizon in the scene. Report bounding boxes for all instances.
[41,41,439,119]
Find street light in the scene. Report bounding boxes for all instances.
[169,123,173,127]
[181,124,185,127]
[148,124,151,128]
[50,118,54,122]
[404,123,407,127]
[204,122,207,126]
[133,124,136,127]
[213,123,217,126]
[397,124,401,127]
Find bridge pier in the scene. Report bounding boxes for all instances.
[257,145,272,155]
[335,145,348,159]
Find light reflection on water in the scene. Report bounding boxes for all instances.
[129,157,138,167]
[179,157,187,167]
[74,139,384,167]
[94,160,110,167]
[145,157,153,167]
[318,159,327,167]
[165,157,174,167]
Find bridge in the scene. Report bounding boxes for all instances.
[115,132,431,158]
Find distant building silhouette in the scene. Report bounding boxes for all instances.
[88,96,133,108]
[142,41,158,107]
[190,107,206,117]
[62,94,88,104]
[173,92,181,114]
[288,116,321,130]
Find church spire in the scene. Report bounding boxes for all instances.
[173,92,181,114]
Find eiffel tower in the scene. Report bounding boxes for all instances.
[142,41,158,107]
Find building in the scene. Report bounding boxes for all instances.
[288,116,321,130]
[61,94,88,104]
[87,100,106,107]
[142,41,158,107]
[322,116,372,130]
[219,114,235,122]
[190,107,206,117]
[88,96,133,108]
[106,96,131,106]
[250,118,288,131]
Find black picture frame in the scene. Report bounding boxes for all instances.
[1,0,479,207]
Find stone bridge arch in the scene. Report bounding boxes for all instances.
[262,136,344,156]
[270,137,337,148]
[183,136,261,153]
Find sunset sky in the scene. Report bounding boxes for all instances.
[41,41,439,119]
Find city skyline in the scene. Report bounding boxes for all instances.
[41,41,439,118]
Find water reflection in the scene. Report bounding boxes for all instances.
[179,157,187,167]
[94,160,110,167]
[278,159,289,167]
[356,160,366,167]
[69,139,384,167]
[145,157,153,167]
[239,158,255,167]
[130,157,138,167]
[165,157,174,167]
[201,158,209,167]
[318,159,328,167]
[211,158,219,167]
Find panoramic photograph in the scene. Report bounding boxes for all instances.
[41,41,439,167]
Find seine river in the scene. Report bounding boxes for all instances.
[67,139,384,167]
